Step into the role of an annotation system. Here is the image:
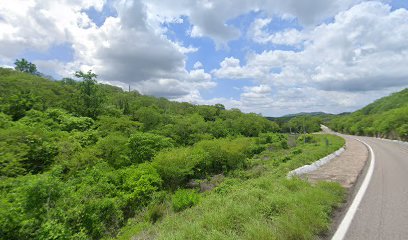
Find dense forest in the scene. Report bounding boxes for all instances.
[328,88,408,140]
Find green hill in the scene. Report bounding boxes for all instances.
[0,68,280,239]
[0,68,346,240]
[328,88,408,140]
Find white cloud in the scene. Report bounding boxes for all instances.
[141,0,375,47]
[248,18,305,46]
[0,0,215,100]
[193,61,203,69]
[1,0,405,116]
[213,1,408,115]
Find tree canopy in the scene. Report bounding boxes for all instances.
[14,58,37,74]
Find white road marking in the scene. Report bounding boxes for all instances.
[331,138,376,240]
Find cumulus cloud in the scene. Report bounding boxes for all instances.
[211,2,408,115]
[142,0,374,47]
[1,0,405,115]
[0,0,216,99]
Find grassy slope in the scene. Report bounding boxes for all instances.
[118,134,345,240]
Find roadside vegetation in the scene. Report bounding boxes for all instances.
[118,134,345,240]
[0,62,345,239]
[328,88,408,141]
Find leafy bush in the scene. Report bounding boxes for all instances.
[128,132,174,163]
[152,147,208,189]
[297,134,317,144]
[194,138,252,174]
[95,133,131,168]
[96,115,142,137]
[172,189,200,212]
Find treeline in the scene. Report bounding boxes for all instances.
[0,67,281,239]
[268,115,323,134]
[328,88,408,140]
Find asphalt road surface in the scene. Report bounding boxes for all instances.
[343,137,408,240]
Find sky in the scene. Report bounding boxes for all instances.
[1,0,408,116]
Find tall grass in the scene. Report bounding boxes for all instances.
[118,134,345,240]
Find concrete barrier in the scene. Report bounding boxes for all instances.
[287,146,345,178]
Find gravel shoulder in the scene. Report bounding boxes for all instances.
[303,135,368,189]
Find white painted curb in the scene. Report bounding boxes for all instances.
[287,146,345,178]
[331,138,375,240]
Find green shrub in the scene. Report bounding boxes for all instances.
[152,147,208,189]
[95,133,131,168]
[194,137,252,174]
[257,133,287,144]
[297,134,317,144]
[119,163,163,210]
[128,132,174,163]
[172,189,200,212]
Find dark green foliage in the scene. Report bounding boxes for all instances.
[172,189,200,212]
[73,70,104,119]
[3,90,38,120]
[14,58,37,74]
[283,116,322,133]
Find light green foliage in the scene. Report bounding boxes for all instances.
[0,124,58,177]
[0,112,12,128]
[128,132,174,163]
[96,133,131,168]
[0,162,163,240]
[119,163,163,211]
[329,88,408,140]
[134,106,163,131]
[5,68,358,240]
[256,132,289,149]
[194,137,253,174]
[152,147,208,189]
[145,134,345,240]
[172,189,200,212]
[96,115,142,137]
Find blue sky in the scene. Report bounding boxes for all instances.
[1,0,408,116]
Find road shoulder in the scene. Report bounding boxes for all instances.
[300,135,370,239]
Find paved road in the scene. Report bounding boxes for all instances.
[344,137,408,240]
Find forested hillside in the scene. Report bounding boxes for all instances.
[268,114,326,134]
[0,67,281,239]
[328,88,408,140]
